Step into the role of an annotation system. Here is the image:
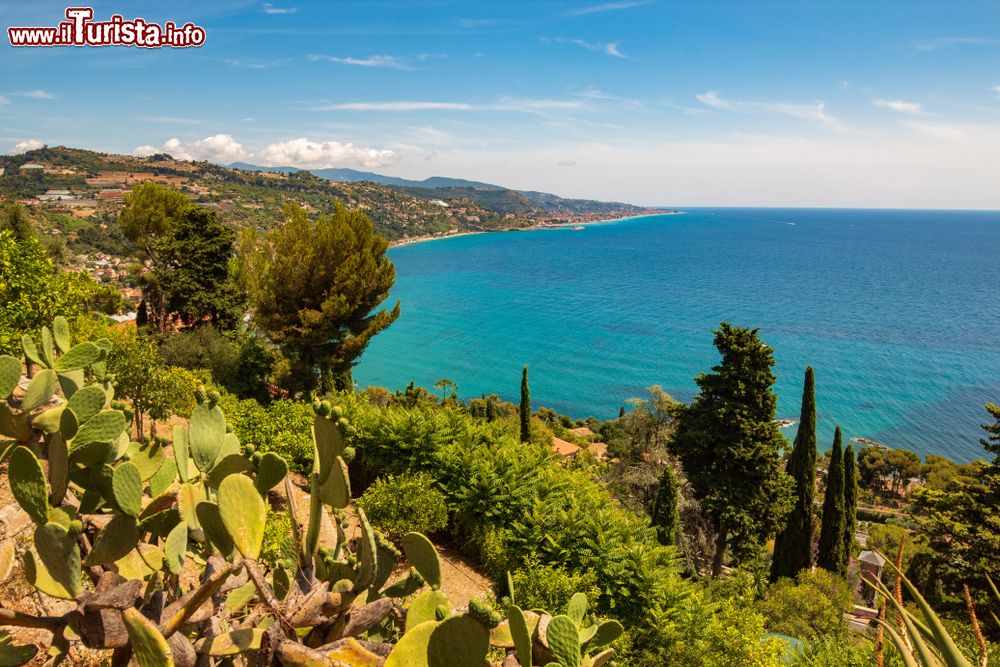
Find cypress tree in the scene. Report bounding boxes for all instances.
[652,465,680,546]
[842,444,858,562]
[485,396,496,423]
[519,365,531,443]
[619,406,626,419]
[817,427,847,575]
[770,366,817,581]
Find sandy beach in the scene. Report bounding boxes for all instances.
[389,210,681,248]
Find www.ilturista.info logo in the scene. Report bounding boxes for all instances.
[7,7,206,48]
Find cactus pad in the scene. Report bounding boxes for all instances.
[9,447,48,525]
[33,522,82,598]
[177,481,207,530]
[318,455,351,508]
[353,508,378,592]
[172,425,190,482]
[583,619,623,651]
[384,619,438,667]
[20,335,44,368]
[52,316,71,353]
[123,607,174,667]
[545,615,581,667]
[52,342,101,372]
[72,409,127,448]
[85,514,139,566]
[204,629,264,656]
[164,522,188,575]
[23,549,72,599]
[189,402,226,472]
[0,541,13,585]
[427,614,490,667]
[196,502,236,560]
[254,452,287,496]
[508,605,533,667]
[0,629,37,666]
[0,356,20,399]
[112,462,143,517]
[21,369,56,412]
[402,532,442,591]
[66,384,106,424]
[406,590,451,632]
[148,458,176,498]
[217,474,266,560]
[567,592,587,625]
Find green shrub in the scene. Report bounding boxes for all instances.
[220,395,314,471]
[758,568,854,642]
[509,560,601,612]
[356,472,449,540]
[159,325,273,400]
[260,508,297,568]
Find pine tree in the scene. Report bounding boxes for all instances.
[670,323,793,576]
[770,366,818,581]
[652,465,680,546]
[842,444,858,562]
[817,427,847,575]
[519,365,531,443]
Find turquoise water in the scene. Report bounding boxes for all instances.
[355,208,1000,463]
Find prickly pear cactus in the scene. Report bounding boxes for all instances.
[0,319,621,665]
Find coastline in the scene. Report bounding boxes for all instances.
[389,209,681,248]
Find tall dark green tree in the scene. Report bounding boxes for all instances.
[817,427,847,575]
[652,465,680,546]
[154,206,243,329]
[241,202,399,396]
[842,444,858,561]
[519,365,531,443]
[771,366,818,581]
[670,323,793,576]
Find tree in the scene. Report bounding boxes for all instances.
[910,403,1000,601]
[520,365,531,443]
[885,448,921,495]
[771,366,818,582]
[817,427,847,575]
[153,206,242,328]
[670,323,793,576]
[0,202,34,241]
[240,202,400,395]
[652,465,680,546]
[842,444,858,560]
[435,378,456,402]
[118,182,190,263]
[0,230,119,355]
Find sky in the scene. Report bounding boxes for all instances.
[1,0,999,208]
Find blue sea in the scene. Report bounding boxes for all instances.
[355,208,1000,463]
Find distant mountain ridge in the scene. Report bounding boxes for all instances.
[228,163,505,190]
[228,162,658,218]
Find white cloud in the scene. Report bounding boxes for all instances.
[0,96,8,105]
[873,98,923,114]
[155,135,249,163]
[15,90,56,100]
[904,121,967,142]
[545,37,627,58]
[11,139,43,154]
[308,54,411,70]
[134,135,396,169]
[312,101,475,112]
[262,3,296,14]
[309,97,587,114]
[914,36,1000,52]
[253,138,396,168]
[695,90,733,110]
[695,90,841,128]
[566,1,654,16]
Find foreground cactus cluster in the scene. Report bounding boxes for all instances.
[0,318,623,666]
